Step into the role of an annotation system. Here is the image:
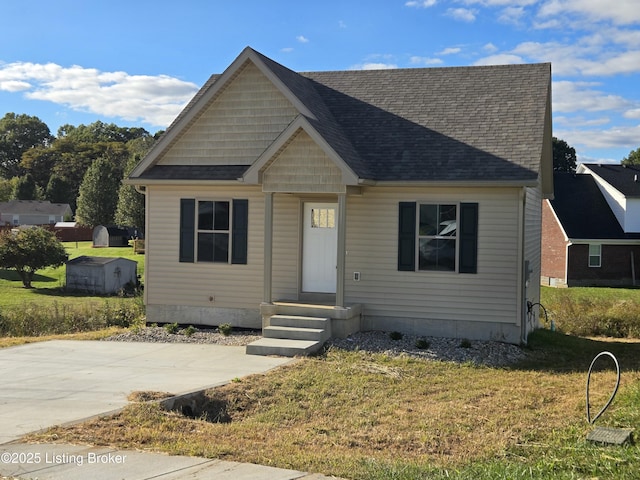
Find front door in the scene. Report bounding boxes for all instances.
[302,202,338,293]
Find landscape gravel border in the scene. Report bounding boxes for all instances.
[104,326,527,367]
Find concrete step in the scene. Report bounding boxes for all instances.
[269,314,330,330]
[245,338,322,357]
[263,325,327,342]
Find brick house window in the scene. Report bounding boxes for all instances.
[588,244,601,268]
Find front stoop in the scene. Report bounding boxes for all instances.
[246,315,330,357]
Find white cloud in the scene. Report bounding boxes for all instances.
[483,43,498,53]
[557,124,640,149]
[446,8,477,22]
[350,63,399,70]
[552,81,631,113]
[0,61,198,127]
[538,0,640,26]
[405,0,437,8]
[473,53,524,65]
[296,35,309,43]
[410,56,444,65]
[437,47,462,55]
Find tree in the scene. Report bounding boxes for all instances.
[552,137,577,173]
[115,154,145,230]
[13,173,38,200]
[45,174,74,205]
[622,147,640,166]
[75,157,120,227]
[0,113,53,179]
[0,227,68,288]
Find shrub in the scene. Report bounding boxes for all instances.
[164,322,179,334]
[459,338,472,349]
[389,331,403,341]
[218,323,233,336]
[182,325,197,337]
[415,338,430,349]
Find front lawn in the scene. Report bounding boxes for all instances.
[30,329,640,480]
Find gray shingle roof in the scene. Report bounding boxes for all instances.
[550,172,640,240]
[583,163,640,198]
[135,47,551,184]
[0,200,71,216]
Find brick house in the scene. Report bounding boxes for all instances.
[542,166,640,287]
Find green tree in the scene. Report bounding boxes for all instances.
[622,147,640,166]
[552,137,577,173]
[45,174,74,206]
[13,173,38,200]
[75,157,120,227]
[115,154,145,229]
[0,227,68,288]
[0,113,53,179]
[0,177,17,202]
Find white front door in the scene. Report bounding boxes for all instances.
[302,202,338,293]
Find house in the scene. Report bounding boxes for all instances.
[66,256,138,294]
[0,200,72,226]
[542,165,640,287]
[127,47,552,354]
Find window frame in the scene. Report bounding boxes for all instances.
[398,201,477,274]
[417,203,459,272]
[196,200,231,263]
[179,198,248,265]
[588,243,602,268]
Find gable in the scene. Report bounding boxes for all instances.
[261,130,345,193]
[158,61,298,167]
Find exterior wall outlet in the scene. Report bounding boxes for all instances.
[353,272,361,281]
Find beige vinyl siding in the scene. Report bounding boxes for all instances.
[344,186,521,325]
[263,130,345,193]
[524,184,543,318]
[145,185,264,310]
[158,62,298,166]
[271,195,301,299]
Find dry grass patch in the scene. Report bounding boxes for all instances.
[30,335,640,479]
[0,327,126,349]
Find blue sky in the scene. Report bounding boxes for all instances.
[1,0,639,164]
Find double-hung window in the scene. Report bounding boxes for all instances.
[197,201,230,262]
[398,201,478,274]
[418,204,457,271]
[179,198,248,264]
[588,244,601,268]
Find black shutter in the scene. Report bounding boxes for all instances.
[398,202,416,271]
[459,203,478,274]
[179,198,195,263]
[231,199,248,264]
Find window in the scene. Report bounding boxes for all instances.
[418,204,457,271]
[311,207,335,228]
[398,202,478,274]
[588,244,601,268]
[179,198,248,264]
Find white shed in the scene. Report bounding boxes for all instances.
[66,256,137,294]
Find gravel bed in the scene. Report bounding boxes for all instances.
[326,331,528,367]
[103,326,261,346]
[105,326,527,366]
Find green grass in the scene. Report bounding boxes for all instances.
[0,241,145,338]
[540,286,640,338]
[31,329,640,480]
[0,241,144,308]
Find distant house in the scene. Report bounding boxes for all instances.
[0,200,72,226]
[127,47,552,353]
[542,165,640,287]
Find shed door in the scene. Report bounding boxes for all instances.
[302,202,337,293]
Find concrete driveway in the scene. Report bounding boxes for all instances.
[0,340,291,444]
